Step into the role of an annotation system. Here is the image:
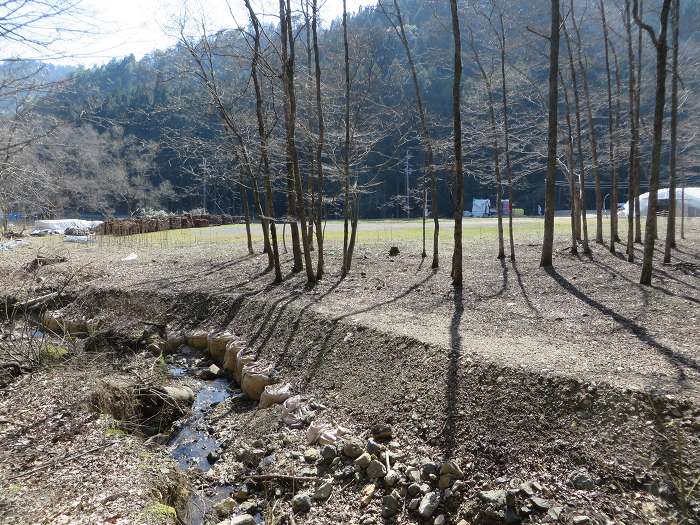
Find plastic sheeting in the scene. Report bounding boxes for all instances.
[620,187,700,217]
[32,219,103,235]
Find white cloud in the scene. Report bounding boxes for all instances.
[46,0,375,66]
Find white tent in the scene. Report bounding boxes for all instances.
[619,187,700,217]
[471,198,491,218]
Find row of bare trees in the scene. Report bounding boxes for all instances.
[525,0,687,286]
[170,0,694,288]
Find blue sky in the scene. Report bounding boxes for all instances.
[54,0,375,65]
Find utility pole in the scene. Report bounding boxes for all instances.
[405,150,410,219]
[200,158,208,213]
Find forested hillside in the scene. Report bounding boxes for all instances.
[3,0,700,220]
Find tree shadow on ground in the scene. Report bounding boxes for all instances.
[511,260,541,316]
[442,285,463,459]
[544,266,698,382]
[296,271,437,390]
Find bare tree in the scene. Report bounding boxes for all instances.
[450,0,464,285]
[539,0,560,268]
[278,0,315,283]
[599,0,618,253]
[634,0,672,286]
[570,0,604,244]
[467,25,504,259]
[563,19,590,255]
[379,0,440,269]
[242,0,283,282]
[663,0,680,264]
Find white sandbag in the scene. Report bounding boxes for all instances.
[208,330,234,362]
[241,362,275,401]
[223,340,241,374]
[186,329,208,350]
[234,348,256,384]
[259,382,293,409]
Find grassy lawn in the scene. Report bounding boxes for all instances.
[25,215,696,256]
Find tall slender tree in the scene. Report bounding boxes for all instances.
[599,0,618,253]
[570,0,603,244]
[468,27,505,259]
[634,0,672,286]
[624,0,640,262]
[663,0,680,264]
[450,0,464,285]
[540,0,561,268]
[380,0,440,269]
[497,12,516,261]
[311,0,326,279]
[279,0,315,283]
[563,22,591,255]
[243,0,282,282]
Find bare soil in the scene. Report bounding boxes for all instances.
[0,222,698,524]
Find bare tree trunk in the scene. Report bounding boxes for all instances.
[498,14,515,261]
[311,0,325,280]
[663,0,679,264]
[570,0,603,244]
[241,184,254,255]
[449,0,464,284]
[560,73,578,255]
[279,0,315,283]
[244,0,282,282]
[635,0,672,285]
[563,23,590,255]
[540,0,561,268]
[611,40,624,243]
[681,172,685,239]
[382,0,440,268]
[341,0,353,278]
[624,0,639,262]
[599,0,617,253]
[634,0,644,244]
[469,29,504,259]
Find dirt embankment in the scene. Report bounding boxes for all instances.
[27,280,696,525]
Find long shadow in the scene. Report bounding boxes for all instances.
[331,271,436,323]
[443,286,463,458]
[460,258,508,301]
[128,254,257,289]
[511,260,541,315]
[300,271,437,390]
[545,267,699,381]
[591,258,700,306]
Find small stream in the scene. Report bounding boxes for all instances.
[166,365,258,525]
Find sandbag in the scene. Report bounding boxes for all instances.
[186,329,208,350]
[241,362,275,401]
[223,340,241,374]
[259,382,293,409]
[234,348,256,384]
[281,395,314,428]
[208,330,234,362]
[166,331,185,353]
